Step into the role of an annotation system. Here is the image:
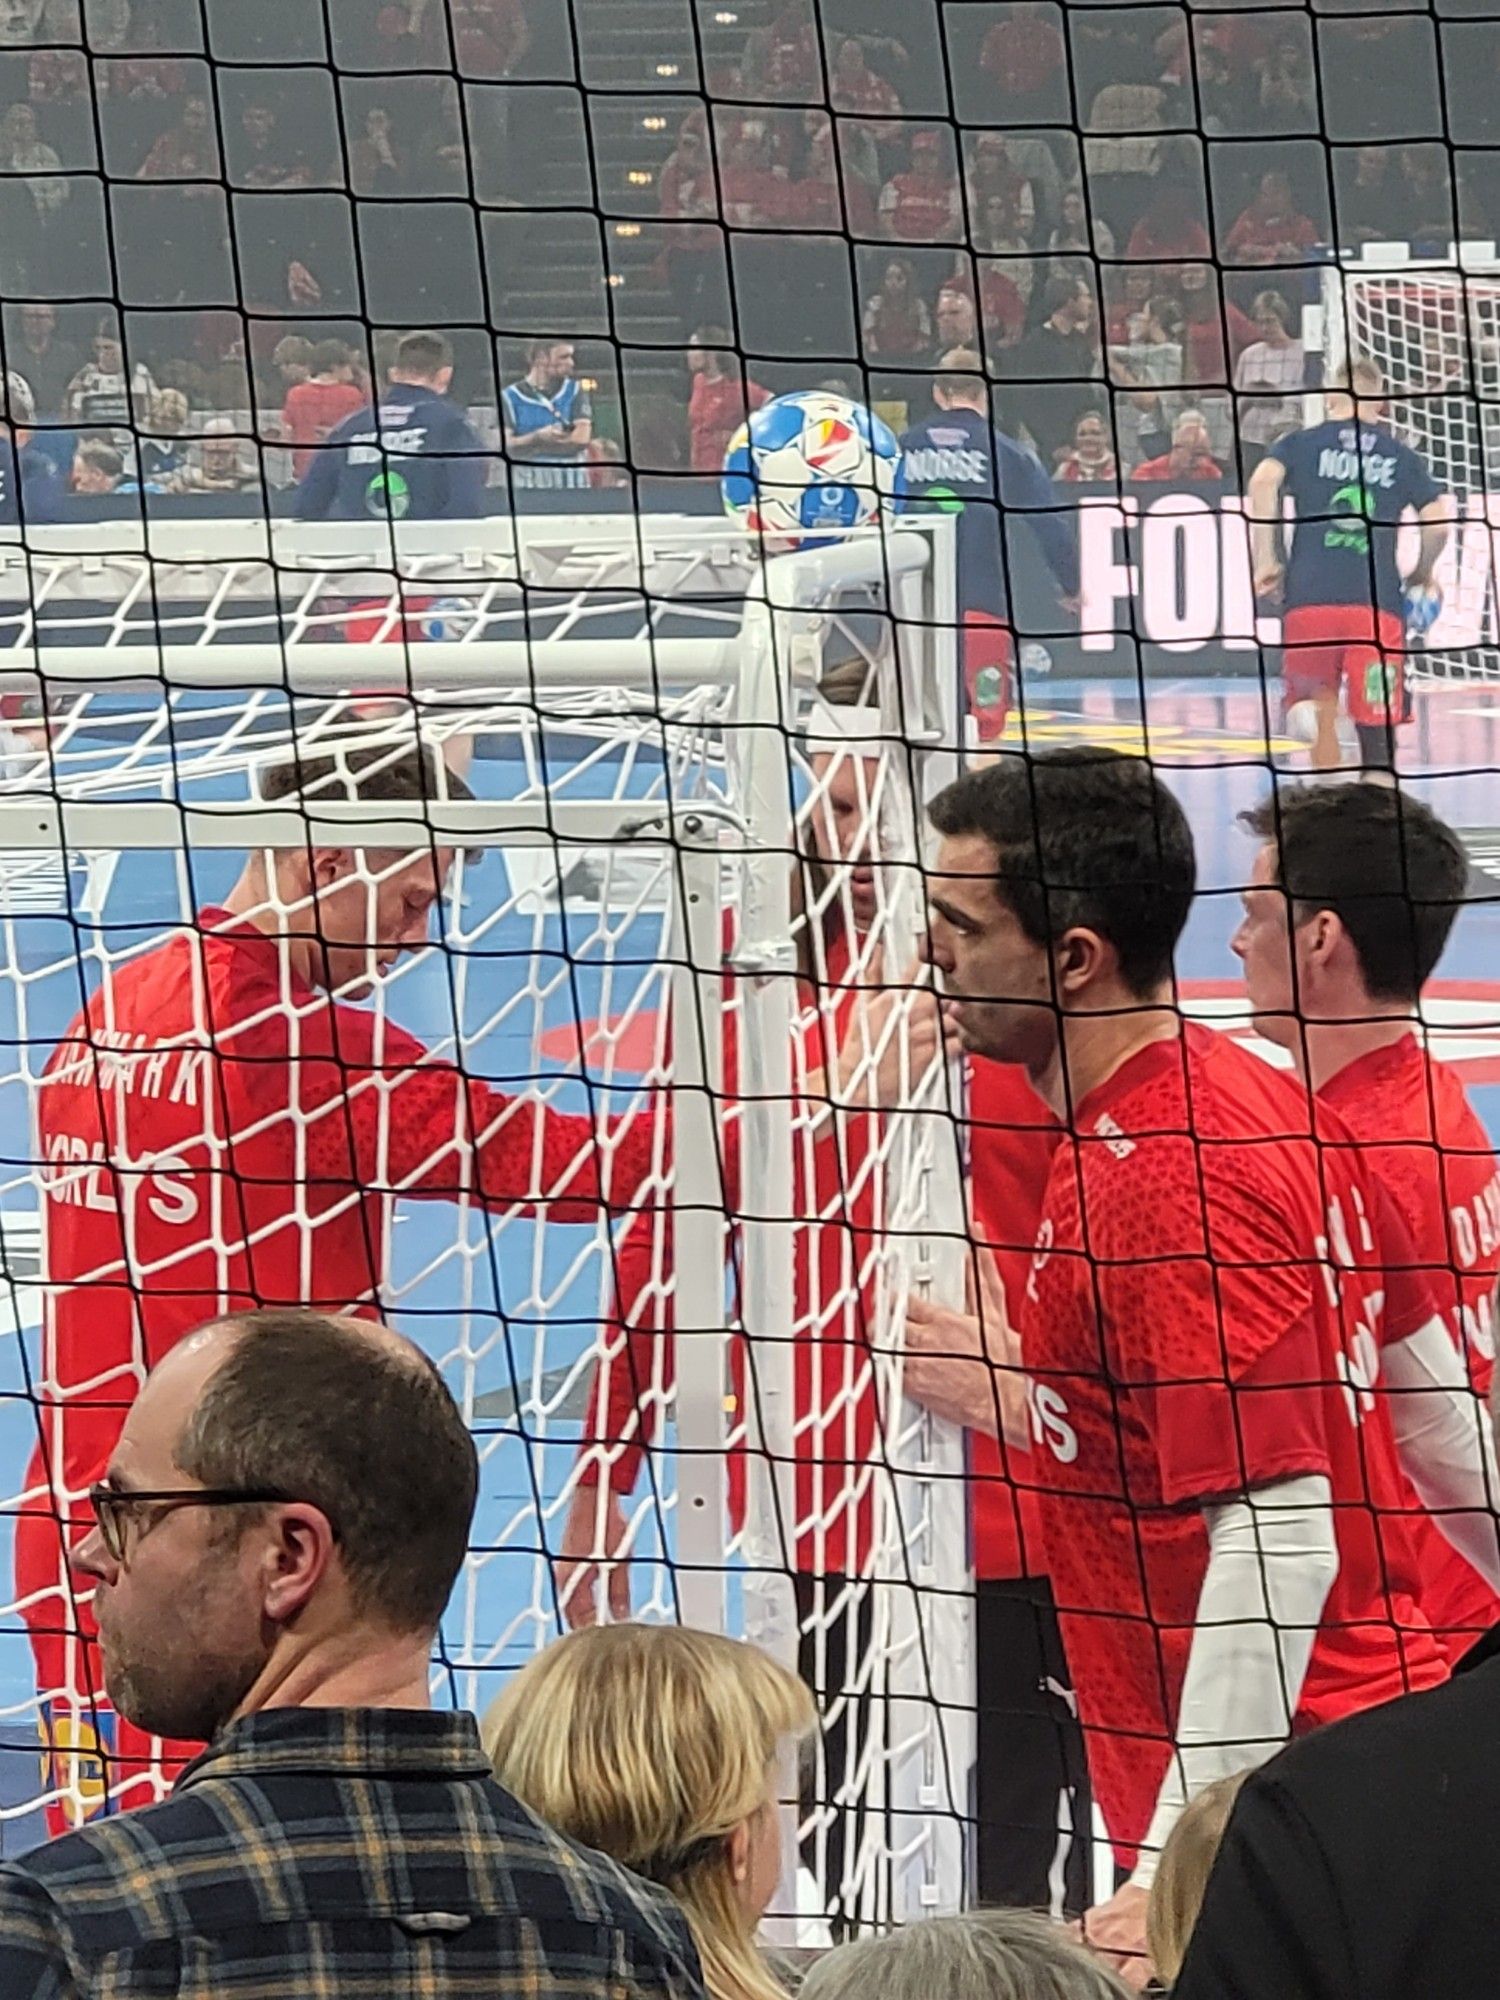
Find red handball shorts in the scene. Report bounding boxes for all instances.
[963,611,1015,744]
[1281,604,1408,729]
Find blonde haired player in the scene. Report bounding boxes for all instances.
[1248,357,1453,773]
[484,1624,815,2000]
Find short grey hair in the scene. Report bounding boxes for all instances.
[799,1911,1132,2000]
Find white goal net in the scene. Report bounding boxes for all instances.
[0,515,975,1925]
[1321,252,1500,679]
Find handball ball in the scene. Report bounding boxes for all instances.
[1402,583,1441,638]
[722,391,900,548]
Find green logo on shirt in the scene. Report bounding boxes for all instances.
[1323,480,1377,556]
[365,469,411,520]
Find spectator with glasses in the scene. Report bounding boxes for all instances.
[0,1309,708,2000]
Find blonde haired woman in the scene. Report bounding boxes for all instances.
[1146,1771,1248,1989]
[484,1625,815,2000]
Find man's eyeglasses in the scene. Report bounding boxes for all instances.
[87,1484,286,1566]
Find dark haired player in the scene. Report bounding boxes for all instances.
[898,349,1079,745]
[1248,359,1453,772]
[1235,782,1500,1661]
[292,330,489,520]
[920,748,1496,1983]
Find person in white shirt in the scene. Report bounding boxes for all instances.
[1234,290,1305,473]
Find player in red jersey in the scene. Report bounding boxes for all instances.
[1234,781,1500,1661]
[24,742,664,1830]
[555,709,958,1922]
[921,749,1496,1986]
[904,1054,1093,1915]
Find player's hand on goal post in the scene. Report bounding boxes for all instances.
[902,1246,1027,1442]
[556,1481,633,1629]
[831,954,961,1110]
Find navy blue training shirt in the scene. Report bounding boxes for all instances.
[292,382,490,521]
[1269,418,1444,616]
[897,405,1078,620]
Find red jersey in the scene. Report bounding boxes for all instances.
[281,378,367,481]
[719,165,790,229]
[829,71,901,122]
[879,172,961,244]
[966,1058,1060,1580]
[978,263,1026,345]
[24,906,656,1822]
[586,1036,1058,1582]
[1320,1035,1500,1655]
[1224,205,1320,264]
[1125,214,1213,264]
[1183,303,1256,388]
[450,0,529,76]
[29,907,653,1531]
[1132,452,1225,483]
[1020,1025,1446,1857]
[790,172,877,238]
[584,926,885,1577]
[980,9,1066,96]
[689,373,770,474]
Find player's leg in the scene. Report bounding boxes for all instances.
[1280,606,1349,770]
[1347,610,1409,782]
[975,1575,1092,1918]
[961,611,1015,751]
[794,1571,874,1939]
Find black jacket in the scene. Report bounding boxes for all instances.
[1173,1626,1500,1999]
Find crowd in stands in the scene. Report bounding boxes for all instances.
[0,0,1490,504]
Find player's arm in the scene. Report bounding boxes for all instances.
[1089,1456,1339,1979]
[1408,492,1454,591]
[801,959,958,1119]
[1083,1163,1342,1974]
[998,433,1080,603]
[1130,1475,1339,1888]
[301,1034,669,1225]
[1383,1318,1500,1587]
[566,389,593,449]
[1123,1171,1343,1857]
[290,432,342,520]
[501,394,566,456]
[903,1239,1031,1448]
[1247,450,1288,599]
[558,1201,675,1628]
[1376,1199,1500,1586]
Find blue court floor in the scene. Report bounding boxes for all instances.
[0,672,1496,1850]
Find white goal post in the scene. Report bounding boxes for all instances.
[0,513,979,1923]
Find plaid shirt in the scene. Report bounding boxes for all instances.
[0,1707,708,2000]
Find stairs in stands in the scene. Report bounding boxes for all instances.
[493,0,775,442]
